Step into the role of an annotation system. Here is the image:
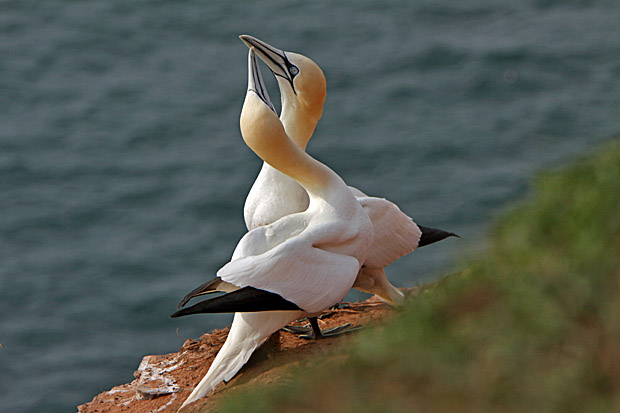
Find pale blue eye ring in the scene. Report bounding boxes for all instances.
[289,66,299,76]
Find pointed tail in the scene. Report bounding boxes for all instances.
[179,311,302,409]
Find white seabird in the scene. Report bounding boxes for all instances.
[171,48,373,409]
[177,36,458,340]
[239,34,457,306]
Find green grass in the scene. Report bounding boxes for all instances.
[217,140,620,413]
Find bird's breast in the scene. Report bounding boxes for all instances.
[244,166,309,230]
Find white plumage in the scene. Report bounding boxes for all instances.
[240,34,423,305]
[178,48,373,409]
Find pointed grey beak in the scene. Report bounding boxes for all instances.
[247,47,277,114]
[240,34,297,93]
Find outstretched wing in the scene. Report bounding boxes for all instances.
[356,196,422,269]
[218,237,360,314]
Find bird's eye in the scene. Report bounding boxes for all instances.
[289,66,299,76]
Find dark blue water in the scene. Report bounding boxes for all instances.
[1,1,619,411]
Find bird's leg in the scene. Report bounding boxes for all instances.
[281,302,350,333]
[301,317,361,340]
[283,317,362,340]
[308,317,326,339]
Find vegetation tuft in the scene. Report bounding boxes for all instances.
[217,140,620,413]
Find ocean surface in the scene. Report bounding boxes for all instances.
[1,1,619,411]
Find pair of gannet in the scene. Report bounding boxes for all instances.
[179,36,456,310]
[171,36,456,409]
[240,35,456,307]
[172,46,373,410]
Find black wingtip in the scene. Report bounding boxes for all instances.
[170,286,302,318]
[177,277,224,309]
[417,225,460,247]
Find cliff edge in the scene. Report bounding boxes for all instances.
[77,294,401,413]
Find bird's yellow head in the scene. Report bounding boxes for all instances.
[239,35,326,122]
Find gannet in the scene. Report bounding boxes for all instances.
[171,48,373,409]
[177,37,457,339]
[239,35,457,306]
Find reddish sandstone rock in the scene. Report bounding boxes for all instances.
[78,296,395,413]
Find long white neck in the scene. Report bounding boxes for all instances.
[242,84,316,230]
[241,94,342,200]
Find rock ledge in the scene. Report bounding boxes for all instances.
[78,296,395,413]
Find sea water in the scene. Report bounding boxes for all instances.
[1,1,619,411]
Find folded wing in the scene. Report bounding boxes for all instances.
[171,286,302,317]
[356,196,422,269]
[218,237,360,314]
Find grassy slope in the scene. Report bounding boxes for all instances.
[217,140,620,413]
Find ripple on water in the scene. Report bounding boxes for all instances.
[2,1,620,412]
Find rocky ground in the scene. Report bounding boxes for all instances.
[78,295,398,413]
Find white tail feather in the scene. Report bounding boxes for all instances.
[179,310,303,410]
